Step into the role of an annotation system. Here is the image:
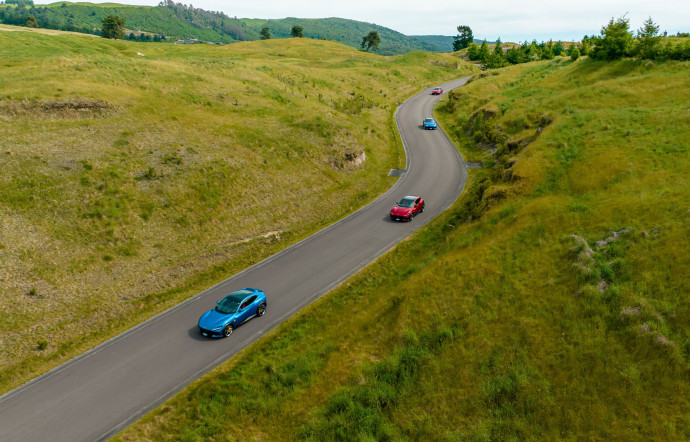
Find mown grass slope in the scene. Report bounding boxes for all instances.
[117,56,689,440]
[0,24,476,393]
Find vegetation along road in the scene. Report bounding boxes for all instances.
[0,76,471,441]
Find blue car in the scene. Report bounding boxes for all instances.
[423,117,437,130]
[198,288,267,338]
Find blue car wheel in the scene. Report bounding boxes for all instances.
[222,324,233,337]
[257,303,266,316]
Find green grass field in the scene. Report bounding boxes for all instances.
[116,56,689,440]
[0,25,477,393]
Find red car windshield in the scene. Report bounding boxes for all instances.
[398,198,416,208]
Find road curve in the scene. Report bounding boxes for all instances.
[0,76,471,441]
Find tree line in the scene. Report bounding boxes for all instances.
[455,16,689,69]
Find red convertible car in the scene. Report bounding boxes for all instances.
[390,196,425,222]
[431,87,443,95]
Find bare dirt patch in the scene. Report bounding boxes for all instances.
[0,98,116,119]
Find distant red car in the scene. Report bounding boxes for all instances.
[390,196,425,222]
[431,87,443,95]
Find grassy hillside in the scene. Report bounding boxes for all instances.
[0,24,477,392]
[117,57,689,440]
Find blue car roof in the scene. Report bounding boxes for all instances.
[225,289,254,301]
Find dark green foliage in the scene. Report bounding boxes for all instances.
[589,16,633,60]
[570,47,580,61]
[291,25,303,38]
[259,26,270,40]
[552,40,565,56]
[453,25,473,51]
[160,0,247,41]
[505,46,527,64]
[6,0,33,5]
[37,340,48,351]
[25,14,38,28]
[101,14,125,39]
[361,30,380,52]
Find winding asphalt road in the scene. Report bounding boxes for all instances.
[0,76,471,441]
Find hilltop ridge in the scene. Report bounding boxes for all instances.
[0,1,448,54]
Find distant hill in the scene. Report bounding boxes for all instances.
[241,17,442,55]
[0,1,255,42]
[412,35,454,52]
[0,1,446,53]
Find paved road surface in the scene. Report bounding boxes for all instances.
[0,76,471,441]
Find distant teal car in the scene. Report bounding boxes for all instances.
[198,288,267,337]
[423,117,438,130]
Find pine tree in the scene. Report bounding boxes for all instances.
[260,26,270,40]
[493,37,503,57]
[635,16,660,59]
[478,40,491,63]
[453,25,473,51]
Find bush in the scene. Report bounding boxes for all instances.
[589,16,633,60]
[570,47,580,61]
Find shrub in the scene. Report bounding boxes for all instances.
[589,16,633,60]
[570,48,580,61]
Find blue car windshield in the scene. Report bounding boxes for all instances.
[424,119,435,124]
[216,290,251,314]
[398,198,415,208]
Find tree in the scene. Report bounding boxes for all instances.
[589,16,633,60]
[541,40,555,60]
[526,40,541,59]
[291,25,303,38]
[360,30,380,52]
[467,42,480,60]
[484,38,507,68]
[453,25,473,51]
[492,37,503,57]
[553,41,565,56]
[505,46,527,64]
[635,16,660,59]
[260,26,270,40]
[478,40,491,63]
[25,14,38,28]
[580,35,591,56]
[101,15,125,39]
[570,47,580,61]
